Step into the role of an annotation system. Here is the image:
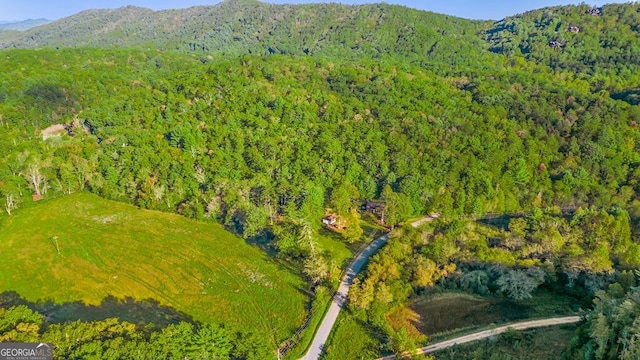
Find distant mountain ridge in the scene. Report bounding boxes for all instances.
[0,18,51,31]
[1,0,639,83]
[0,0,487,59]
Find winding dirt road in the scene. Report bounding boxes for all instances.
[300,214,439,360]
[375,316,581,360]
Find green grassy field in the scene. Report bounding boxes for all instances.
[322,312,381,360]
[316,228,352,275]
[0,193,307,343]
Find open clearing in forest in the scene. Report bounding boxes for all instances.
[410,293,529,335]
[428,324,578,360]
[377,319,579,360]
[0,193,307,342]
[385,292,578,340]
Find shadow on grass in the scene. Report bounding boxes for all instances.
[244,230,279,257]
[0,291,194,329]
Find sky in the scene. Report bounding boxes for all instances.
[0,0,628,22]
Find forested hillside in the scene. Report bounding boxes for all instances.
[486,3,640,91]
[0,0,486,61]
[2,47,639,253]
[1,1,640,358]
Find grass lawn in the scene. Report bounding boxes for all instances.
[279,215,386,358]
[316,228,352,274]
[321,311,381,360]
[0,193,307,343]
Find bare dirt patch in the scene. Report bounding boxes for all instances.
[41,124,67,139]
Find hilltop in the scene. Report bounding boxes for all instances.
[2,1,639,87]
[0,0,487,60]
[0,18,50,31]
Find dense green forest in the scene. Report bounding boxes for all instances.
[0,305,270,359]
[3,47,639,264]
[2,1,640,358]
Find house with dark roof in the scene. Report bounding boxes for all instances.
[362,201,384,215]
[549,40,564,49]
[587,7,601,16]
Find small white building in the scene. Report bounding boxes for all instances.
[322,215,337,225]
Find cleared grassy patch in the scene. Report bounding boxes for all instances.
[0,193,306,342]
[411,293,529,335]
[317,228,353,273]
[386,291,578,343]
[432,324,578,360]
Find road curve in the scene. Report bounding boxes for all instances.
[300,214,439,360]
[375,316,581,360]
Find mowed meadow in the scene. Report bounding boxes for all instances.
[0,193,307,341]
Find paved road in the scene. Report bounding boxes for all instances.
[300,214,439,360]
[375,316,582,360]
